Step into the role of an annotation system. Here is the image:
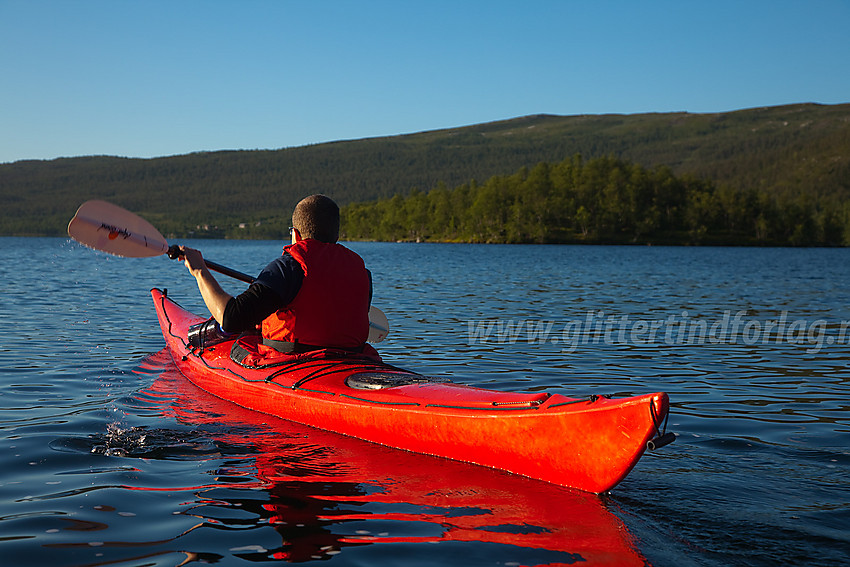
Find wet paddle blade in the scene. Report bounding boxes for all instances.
[67,200,169,258]
[368,306,389,343]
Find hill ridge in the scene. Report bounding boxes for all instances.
[1,102,848,238]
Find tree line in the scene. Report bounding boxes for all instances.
[341,154,849,246]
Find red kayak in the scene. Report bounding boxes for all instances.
[152,288,672,493]
[140,358,649,564]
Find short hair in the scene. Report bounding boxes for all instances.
[292,194,340,243]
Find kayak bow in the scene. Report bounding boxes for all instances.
[152,288,672,493]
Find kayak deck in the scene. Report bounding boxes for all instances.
[152,288,672,493]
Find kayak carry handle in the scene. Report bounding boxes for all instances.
[647,432,676,451]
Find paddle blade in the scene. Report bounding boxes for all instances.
[68,200,169,258]
[368,306,389,343]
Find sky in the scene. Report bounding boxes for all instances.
[1,0,848,164]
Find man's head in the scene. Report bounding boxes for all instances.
[291,194,340,243]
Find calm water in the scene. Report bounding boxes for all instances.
[2,237,849,566]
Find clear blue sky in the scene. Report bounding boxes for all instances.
[1,0,848,164]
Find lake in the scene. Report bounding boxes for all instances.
[1,237,849,566]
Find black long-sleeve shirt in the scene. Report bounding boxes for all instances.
[220,253,304,333]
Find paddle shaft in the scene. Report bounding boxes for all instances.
[204,259,255,284]
[166,245,255,284]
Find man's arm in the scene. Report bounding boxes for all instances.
[180,246,232,323]
[222,283,288,332]
[181,248,304,334]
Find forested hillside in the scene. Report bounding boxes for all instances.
[1,102,848,240]
[341,155,848,246]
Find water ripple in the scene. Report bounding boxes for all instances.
[2,239,850,566]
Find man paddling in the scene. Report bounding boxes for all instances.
[179,194,373,355]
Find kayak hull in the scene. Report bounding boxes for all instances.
[152,288,670,493]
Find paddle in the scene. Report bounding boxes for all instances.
[68,200,390,343]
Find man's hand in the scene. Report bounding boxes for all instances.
[180,246,207,278]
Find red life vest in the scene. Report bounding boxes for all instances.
[261,239,370,349]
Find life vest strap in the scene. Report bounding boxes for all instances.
[261,337,364,354]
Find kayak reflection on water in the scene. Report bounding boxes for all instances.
[135,354,648,565]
